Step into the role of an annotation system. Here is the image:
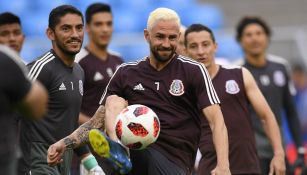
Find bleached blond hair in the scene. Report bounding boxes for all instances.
[180,25,186,33]
[147,7,181,31]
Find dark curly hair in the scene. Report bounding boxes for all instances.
[236,16,271,42]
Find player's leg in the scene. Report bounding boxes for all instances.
[89,95,131,174]
[146,148,186,175]
[89,129,132,174]
[0,151,17,175]
[58,149,73,175]
[105,95,128,141]
[29,142,61,175]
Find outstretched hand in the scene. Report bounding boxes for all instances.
[47,139,66,166]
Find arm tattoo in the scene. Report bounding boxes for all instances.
[74,106,106,146]
[64,137,77,150]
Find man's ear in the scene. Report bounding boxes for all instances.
[46,27,55,41]
[144,29,150,43]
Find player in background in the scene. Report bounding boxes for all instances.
[185,23,285,175]
[0,12,25,54]
[0,12,30,171]
[74,3,123,175]
[176,25,187,56]
[236,16,306,175]
[17,5,104,175]
[47,7,230,175]
[0,45,48,175]
[76,3,123,125]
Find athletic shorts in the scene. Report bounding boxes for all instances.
[127,147,186,175]
[0,150,17,175]
[18,142,73,175]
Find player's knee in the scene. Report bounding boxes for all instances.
[105,95,127,109]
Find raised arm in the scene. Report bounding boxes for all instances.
[242,67,285,175]
[202,104,230,175]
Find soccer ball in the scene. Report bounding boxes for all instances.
[115,104,160,150]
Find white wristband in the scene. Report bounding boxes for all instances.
[298,147,306,154]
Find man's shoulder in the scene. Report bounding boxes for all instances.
[0,45,27,74]
[176,55,203,68]
[75,48,90,63]
[27,51,56,80]
[220,64,242,70]
[108,49,122,59]
[267,54,289,69]
[119,58,146,69]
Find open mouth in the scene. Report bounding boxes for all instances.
[197,57,207,62]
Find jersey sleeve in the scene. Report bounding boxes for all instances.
[27,60,51,89]
[0,52,31,103]
[191,63,220,110]
[99,65,125,105]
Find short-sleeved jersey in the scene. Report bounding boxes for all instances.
[75,48,123,117]
[100,55,220,173]
[199,65,261,175]
[242,54,298,158]
[0,46,31,155]
[20,50,84,145]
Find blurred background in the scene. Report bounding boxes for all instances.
[1,0,306,164]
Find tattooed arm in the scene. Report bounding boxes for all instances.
[47,106,105,166]
[69,105,106,147]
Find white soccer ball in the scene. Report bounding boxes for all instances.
[115,104,160,150]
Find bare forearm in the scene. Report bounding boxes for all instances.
[261,115,284,156]
[203,105,229,168]
[63,106,106,148]
[212,119,229,167]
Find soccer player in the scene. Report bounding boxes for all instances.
[47,7,231,175]
[236,16,306,175]
[74,3,123,174]
[185,23,286,175]
[0,45,48,175]
[17,5,103,175]
[0,12,25,54]
[176,25,187,56]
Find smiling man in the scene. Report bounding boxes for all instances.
[47,7,230,175]
[18,5,103,175]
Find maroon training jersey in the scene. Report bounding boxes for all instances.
[199,65,261,175]
[100,55,220,173]
[76,48,123,117]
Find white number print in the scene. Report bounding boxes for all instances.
[155,82,160,90]
[71,82,74,90]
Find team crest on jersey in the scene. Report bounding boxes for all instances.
[169,79,184,96]
[225,80,240,94]
[273,70,285,87]
[260,75,270,86]
[79,80,83,96]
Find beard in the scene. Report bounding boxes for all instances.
[151,45,176,63]
[54,35,82,56]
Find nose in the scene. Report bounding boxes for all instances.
[197,46,205,56]
[8,33,17,41]
[161,38,171,48]
[71,28,80,38]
